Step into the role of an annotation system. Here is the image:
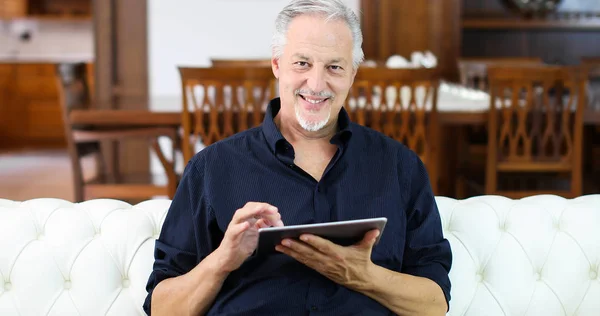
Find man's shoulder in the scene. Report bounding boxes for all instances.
[186,126,264,169]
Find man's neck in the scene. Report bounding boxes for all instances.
[274,113,338,148]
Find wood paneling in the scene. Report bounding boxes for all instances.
[360,0,462,80]
[93,0,149,175]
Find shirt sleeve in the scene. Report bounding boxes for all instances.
[143,155,219,315]
[401,153,453,310]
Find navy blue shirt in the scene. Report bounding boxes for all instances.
[144,98,452,315]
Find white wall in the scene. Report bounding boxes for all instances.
[147,0,360,111]
[0,19,93,61]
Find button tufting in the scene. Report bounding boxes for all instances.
[534,272,541,280]
[122,278,130,288]
[477,273,483,282]
[590,270,598,280]
[499,223,506,231]
[37,233,44,240]
[4,282,12,291]
[64,281,71,289]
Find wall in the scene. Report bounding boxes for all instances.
[0,19,93,61]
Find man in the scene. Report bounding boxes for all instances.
[144,0,452,315]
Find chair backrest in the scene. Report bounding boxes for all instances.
[459,57,544,91]
[485,65,586,196]
[210,58,272,68]
[55,62,95,201]
[178,66,277,164]
[347,68,440,164]
[581,57,600,110]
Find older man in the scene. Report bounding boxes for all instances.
[144,0,452,315]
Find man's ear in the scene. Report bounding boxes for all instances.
[272,57,280,79]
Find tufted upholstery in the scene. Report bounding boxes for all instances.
[1,195,599,316]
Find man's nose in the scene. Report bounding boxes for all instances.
[306,67,326,93]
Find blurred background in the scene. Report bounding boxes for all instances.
[0,0,599,202]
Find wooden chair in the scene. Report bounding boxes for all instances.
[210,58,272,68]
[56,63,179,202]
[346,67,441,193]
[485,65,586,198]
[459,57,544,91]
[178,67,277,164]
[455,57,545,197]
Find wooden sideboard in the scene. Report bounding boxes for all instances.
[0,62,92,149]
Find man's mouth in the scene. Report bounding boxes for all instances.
[299,94,329,104]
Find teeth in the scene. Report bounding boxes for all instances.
[302,96,325,104]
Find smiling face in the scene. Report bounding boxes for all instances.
[272,14,356,133]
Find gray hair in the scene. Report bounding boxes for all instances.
[271,0,364,69]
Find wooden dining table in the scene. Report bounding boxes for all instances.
[69,107,600,197]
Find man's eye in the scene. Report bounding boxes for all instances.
[330,65,342,71]
[296,61,309,67]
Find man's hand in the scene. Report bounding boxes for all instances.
[214,202,283,273]
[275,229,380,291]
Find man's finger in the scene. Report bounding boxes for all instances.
[229,222,250,243]
[254,218,270,229]
[262,211,284,227]
[356,229,380,248]
[298,234,337,254]
[231,202,278,224]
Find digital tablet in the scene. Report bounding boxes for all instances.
[256,217,387,256]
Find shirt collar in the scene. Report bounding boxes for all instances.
[262,98,353,154]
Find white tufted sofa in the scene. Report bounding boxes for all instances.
[1,195,599,316]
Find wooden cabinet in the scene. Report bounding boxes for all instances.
[0,0,91,19]
[360,0,462,81]
[0,0,27,18]
[0,62,91,150]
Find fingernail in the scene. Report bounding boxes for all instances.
[300,235,308,242]
[282,239,291,247]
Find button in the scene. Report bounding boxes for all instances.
[590,270,598,280]
[476,273,483,282]
[37,233,45,240]
[4,282,11,291]
[122,278,130,288]
[534,272,541,280]
[64,281,71,289]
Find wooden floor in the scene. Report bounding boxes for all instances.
[0,150,77,202]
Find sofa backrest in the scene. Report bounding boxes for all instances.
[1,195,599,316]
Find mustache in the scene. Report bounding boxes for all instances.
[294,89,334,99]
